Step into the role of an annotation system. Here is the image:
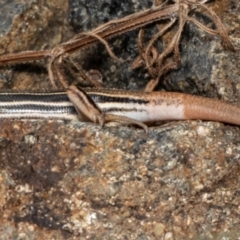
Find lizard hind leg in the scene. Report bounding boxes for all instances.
[67,85,148,131]
[104,114,148,132]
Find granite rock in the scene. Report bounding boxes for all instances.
[0,0,240,239]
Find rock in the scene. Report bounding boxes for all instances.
[0,0,240,239]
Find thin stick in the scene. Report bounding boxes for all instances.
[0,4,179,66]
[0,1,235,90]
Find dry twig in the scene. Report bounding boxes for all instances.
[0,0,235,91]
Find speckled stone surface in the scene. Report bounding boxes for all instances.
[0,0,240,239]
[1,120,240,239]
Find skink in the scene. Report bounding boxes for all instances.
[1,86,240,131]
[0,91,78,120]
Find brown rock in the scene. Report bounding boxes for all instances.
[0,0,240,239]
